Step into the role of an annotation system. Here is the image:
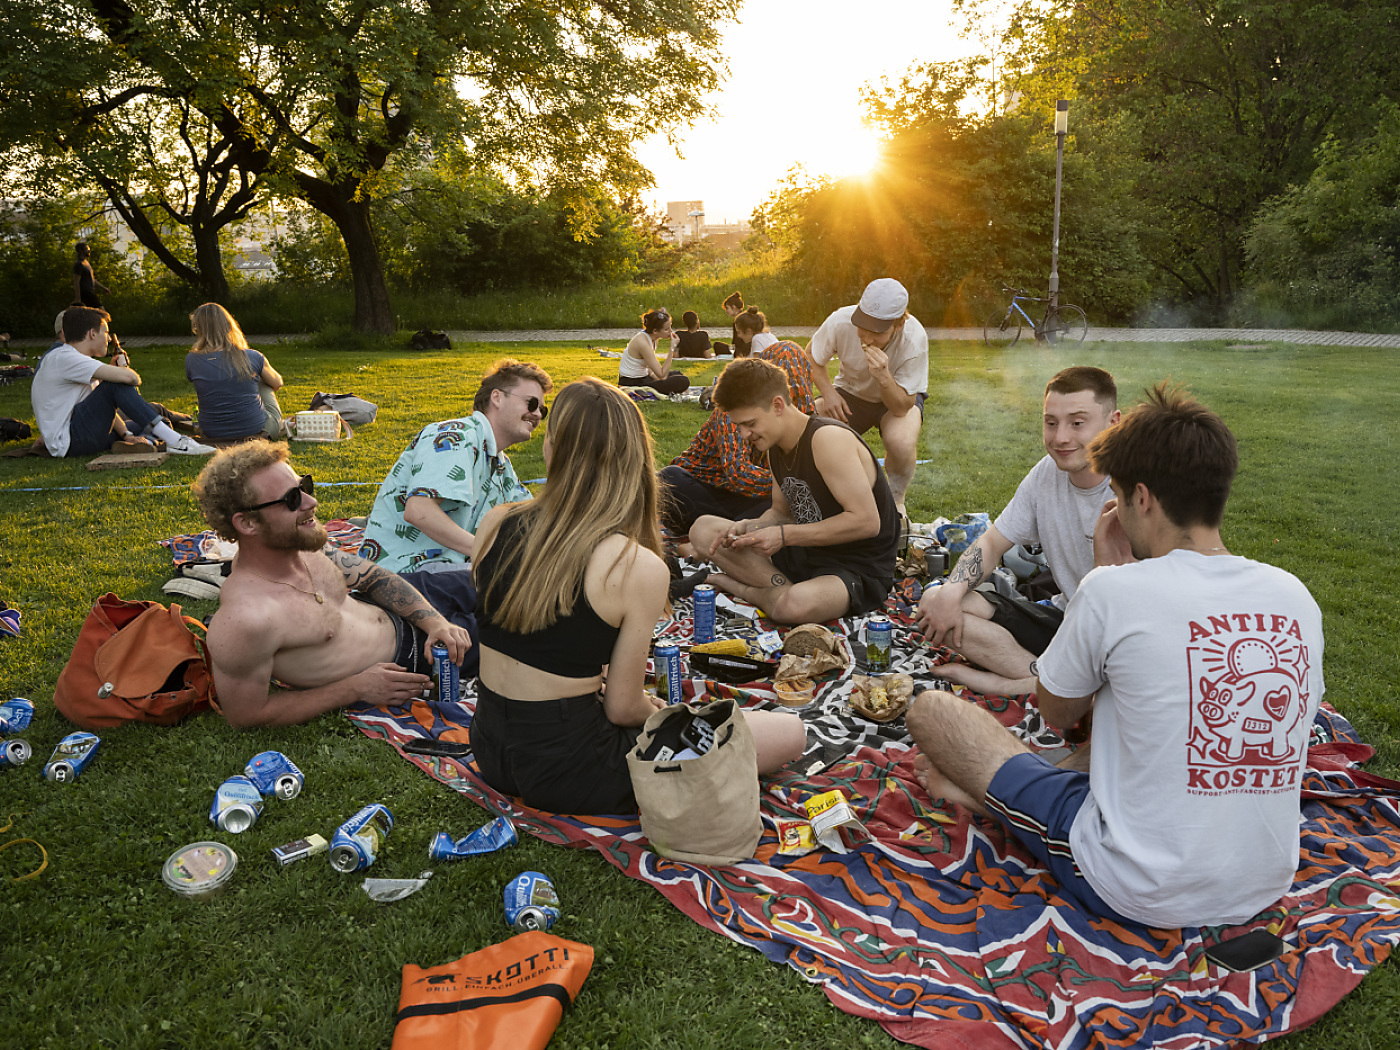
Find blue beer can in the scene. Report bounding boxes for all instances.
[1,739,31,768]
[43,731,100,783]
[330,803,394,873]
[209,775,264,833]
[0,697,34,734]
[432,642,460,704]
[503,870,560,931]
[865,616,893,673]
[243,750,304,800]
[692,585,716,645]
[428,816,519,861]
[655,644,684,705]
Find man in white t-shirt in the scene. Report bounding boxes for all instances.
[31,307,213,457]
[906,384,1324,928]
[915,367,1120,696]
[806,277,928,513]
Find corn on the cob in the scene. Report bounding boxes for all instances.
[689,638,749,656]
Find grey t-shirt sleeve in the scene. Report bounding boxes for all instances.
[890,323,929,395]
[808,311,841,367]
[992,459,1045,547]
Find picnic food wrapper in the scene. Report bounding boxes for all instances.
[773,818,819,857]
[935,512,990,557]
[804,789,869,854]
[849,674,915,722]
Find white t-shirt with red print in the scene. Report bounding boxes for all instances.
[1038,549,1324,928]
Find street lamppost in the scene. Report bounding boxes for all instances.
[1048,100,1069,340]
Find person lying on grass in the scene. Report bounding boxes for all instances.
[470,378,804,814]
[915,366,1122,696]
[192,440,474,728]
[359,358,552,573]
[906,384,1324,928]
[689,357,899,625]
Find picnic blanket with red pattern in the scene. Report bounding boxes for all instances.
[347,590,1400,1050]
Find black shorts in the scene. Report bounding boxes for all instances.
[396,569,480,678]
[772,545,892,617]
[470,683,642,815]
[838,391,927,436]
[976,584,1064,656]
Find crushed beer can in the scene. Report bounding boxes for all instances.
[209,775,264,833]
[1,738,31,768]
[503,870,560,931]
[330,803,394,873]
[243,750,304,800]
[0,697,34,734]
[43,731,99,783]
[428,815,519,861]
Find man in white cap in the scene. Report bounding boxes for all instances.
[806,277,928,513]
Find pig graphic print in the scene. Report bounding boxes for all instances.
[1185,614,1311,796]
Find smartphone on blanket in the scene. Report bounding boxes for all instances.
[403,738,472,759]
[1203,929,1288,972]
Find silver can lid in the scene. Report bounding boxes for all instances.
[329,844,362,872]
[3,739,30,764]
[274,774,301,800]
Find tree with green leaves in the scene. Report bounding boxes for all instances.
[978,0,1400,314]
[765,60,1150,323]
[0,0,737,332]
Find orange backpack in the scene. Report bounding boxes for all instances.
[392,931,593,1050]
[54,593,215,728]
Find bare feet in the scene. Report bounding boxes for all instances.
[912,753,985,813]
[930,661,1035,698]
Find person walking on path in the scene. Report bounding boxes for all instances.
[72,243,110,309]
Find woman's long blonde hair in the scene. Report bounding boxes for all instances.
[479,378,663,633]
[190,303,256,381]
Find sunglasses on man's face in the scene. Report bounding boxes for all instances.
[245,474,315,513]
[504,389,548,420]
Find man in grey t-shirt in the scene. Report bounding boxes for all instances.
[915,367,1120,696]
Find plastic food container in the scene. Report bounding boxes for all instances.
[291,410,344,442]
[162,841,238,899]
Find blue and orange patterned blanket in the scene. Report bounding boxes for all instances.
[347,591,1400,1050]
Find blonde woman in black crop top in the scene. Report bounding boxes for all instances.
[470,378,804,815]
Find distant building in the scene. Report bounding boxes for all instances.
[659,200,751,248]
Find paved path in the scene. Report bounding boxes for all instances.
[10,326,1400,349]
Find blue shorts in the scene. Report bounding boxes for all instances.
[984,752,1134,924]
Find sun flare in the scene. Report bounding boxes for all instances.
[802,125,884,181]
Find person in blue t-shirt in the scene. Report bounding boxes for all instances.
[185,303,284,441]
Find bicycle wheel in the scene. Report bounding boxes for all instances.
[984,309,1022,348]
[1044,305,1088,345]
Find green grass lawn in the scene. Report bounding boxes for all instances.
[0,336,1397,1049]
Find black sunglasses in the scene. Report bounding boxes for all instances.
[245,474,314,513]
[504,389,548,420]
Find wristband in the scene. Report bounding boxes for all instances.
[779,524,786,547]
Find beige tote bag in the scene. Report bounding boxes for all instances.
[627,699,761,866]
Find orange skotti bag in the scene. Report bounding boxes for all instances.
[391,931,593,1050]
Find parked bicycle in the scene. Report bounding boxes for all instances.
[984,287,1088,347]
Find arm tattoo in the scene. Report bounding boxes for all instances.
[333,552,441,627]
[949,545,985,593]
[1028,659,1039,678]
[771,573,789,587]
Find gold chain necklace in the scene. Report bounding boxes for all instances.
[241,564,324,603]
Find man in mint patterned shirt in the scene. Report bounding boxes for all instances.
[360,360,552,572]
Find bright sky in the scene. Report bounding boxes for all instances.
[635,0,979,225]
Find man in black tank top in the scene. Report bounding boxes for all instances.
[688,359,899,624]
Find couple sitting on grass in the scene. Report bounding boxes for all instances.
[30,304,286,458]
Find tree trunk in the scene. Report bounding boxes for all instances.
[296,175,394,334]
[191,221,231,302]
